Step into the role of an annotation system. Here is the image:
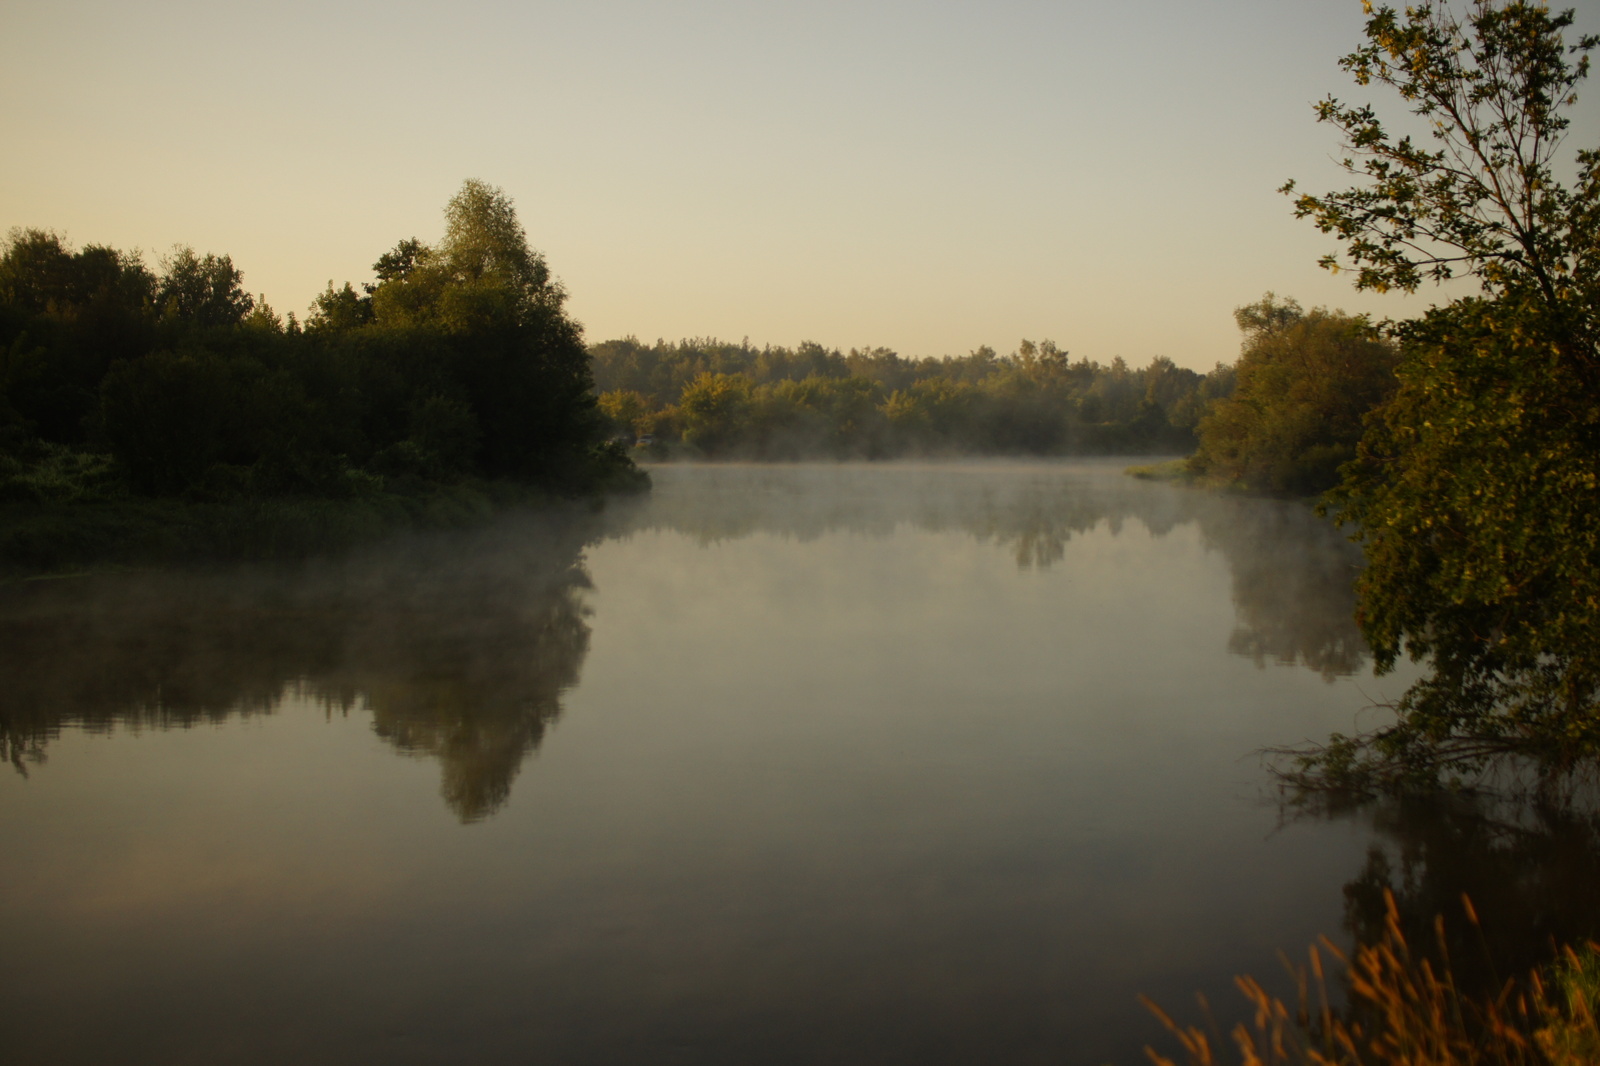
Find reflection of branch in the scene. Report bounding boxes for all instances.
[1263,726,1600,802]
[1,729,45,778]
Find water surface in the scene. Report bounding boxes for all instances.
[2,461,1593,1065]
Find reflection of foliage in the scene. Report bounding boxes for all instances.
[0,465,1379,817]
[610,463,1191,551]
[1149,791,1600,1065]
[613,464,1369,679]
[1286,790,1600,997]
[343,568,591,822]
[1342,796,1600,995]
[1009,523,1069,570]
[1201,499,1368,682]
[0,514,597,821]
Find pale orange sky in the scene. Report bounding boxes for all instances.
[3,0,1594,368]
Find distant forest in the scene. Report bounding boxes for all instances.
[591,337,1236,459]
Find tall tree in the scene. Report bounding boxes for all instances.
[0,230,157,446]
[1291,2,1600,786]
[156,247,254,328]
[360,180,618,486]
[439,178,553,296]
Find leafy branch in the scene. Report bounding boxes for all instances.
[1283,1,1597,305]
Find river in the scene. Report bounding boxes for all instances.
[2,461,1593,1065]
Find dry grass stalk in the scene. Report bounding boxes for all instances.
[1143,892,1600,1066]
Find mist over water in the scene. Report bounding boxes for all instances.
[1,461,1591,1065]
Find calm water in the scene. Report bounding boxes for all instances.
[2,461,1595,1065]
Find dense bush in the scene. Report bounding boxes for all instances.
[1188,295,1397,495]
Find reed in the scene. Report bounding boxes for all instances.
[1143,892,1599,1066]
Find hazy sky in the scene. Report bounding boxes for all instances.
[3,0,1596,369]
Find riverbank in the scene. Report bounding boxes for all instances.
[0,473,647,579]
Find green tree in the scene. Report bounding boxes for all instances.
[306,281,372,332]
[1,185,641,514]
[361,180,622,487]
[439,179,552,294]
[597,389,652,437]
[0,230,158,446]
[1190,295,1397,495]
[752,374,886,457]
[0,229,154,318]
[97,349,255,494]
[1289,1,1600,786]
[585,335,1233,458]
[156,247,254,328]
[371,237,428,285]
[677,372,752,453]
[883,378,973,453]
[1330,294,1600,781]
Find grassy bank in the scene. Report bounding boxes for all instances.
[1124,458,1195,483]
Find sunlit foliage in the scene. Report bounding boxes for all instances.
[1189,295,1397,495]
[591,336,1234,458]
[1284,1,1597,302]
[1321,292,1600,785]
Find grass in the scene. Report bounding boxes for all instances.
[1143,892,1600,1066]
[1122,457,1264,493]
[1125,459,1196,482]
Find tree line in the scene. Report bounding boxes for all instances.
[0,180,641,516]
[591,336,1236,459]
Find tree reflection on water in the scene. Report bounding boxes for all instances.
[1,463,1372,820]
[1203,500,1367,681]
[0,512,598,822]
[611,463,1369,681]
[1326,791,1600,986]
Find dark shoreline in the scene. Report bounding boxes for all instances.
[0,474,647,580]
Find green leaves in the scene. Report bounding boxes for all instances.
[0,185,632,502]
[1288,2,1597,305]
[1287,4,1600,790]
[1322,291,1600,783]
